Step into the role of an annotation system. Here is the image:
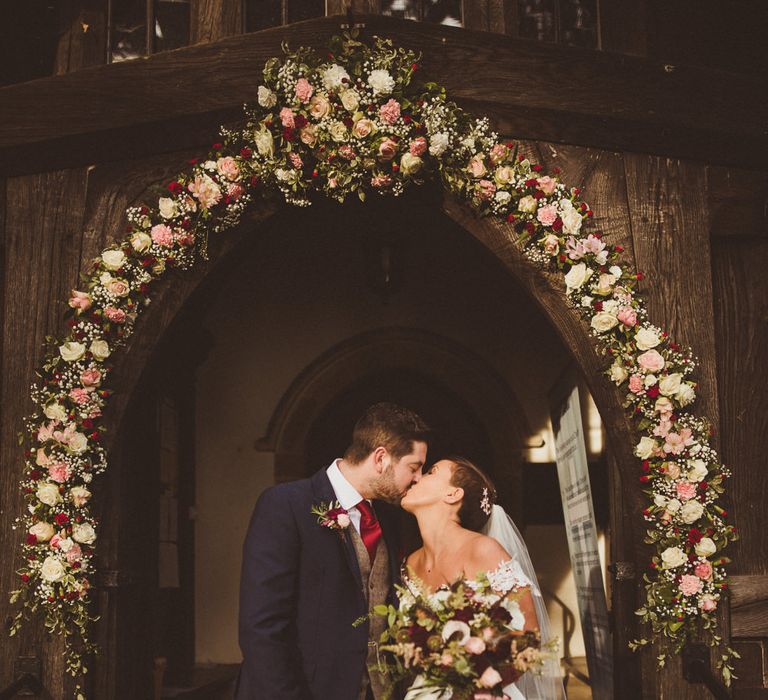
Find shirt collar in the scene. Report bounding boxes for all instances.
[326,459,364,511]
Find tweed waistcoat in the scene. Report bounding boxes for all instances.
[349,519,391,700]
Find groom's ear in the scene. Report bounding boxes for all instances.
[444,486,464,505]
[371,446,389,472]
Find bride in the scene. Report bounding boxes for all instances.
[399,456,565,699]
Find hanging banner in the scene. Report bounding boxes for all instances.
[550,371,614,699]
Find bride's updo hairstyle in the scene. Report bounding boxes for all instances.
[447,456,497,532]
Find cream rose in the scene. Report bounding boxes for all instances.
[72,523,96,545]
[36,482,62,507]
[158,197,178,219]
[634,436,657,459]
[257,85,276,108]
[329,121,348,142]
[564,263,593,292]
[309,94,330,120]
[636,327,662,350]
[253,127,274,158]
[494,166,515,186]
[101,249,126,271]
[681,500,704,524]
[658,373,682,396]
[29,521,55,542]
[130,231,152,252]
[694,537,717,557]
[40,556,66,582]
[676,383,696,407]
[340,89,360,112]
[70,486,92,507]
[59,341,86,363]
[687,459,708,482]
[44,403,67,422]
[610,363,628,384]
[560,200,583,235]
[518,195,537,214]
[594,273,617,296]
[400,153,423,176]
[591,311,619,333]
[661,546,687,569]
[67,432,88,454]
[89,339,111,361]
[666,497,682,513]
[352,118,375,138]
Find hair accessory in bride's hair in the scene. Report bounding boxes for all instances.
[480,487,492,516]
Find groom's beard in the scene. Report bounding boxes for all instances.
[371,464,405,505]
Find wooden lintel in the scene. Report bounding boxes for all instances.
[0,14,766,174]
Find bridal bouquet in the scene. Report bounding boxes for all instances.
[374,575,546,699]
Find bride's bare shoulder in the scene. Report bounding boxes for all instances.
[464,533,511,571]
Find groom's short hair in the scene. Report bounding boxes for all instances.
[344,402,430,464]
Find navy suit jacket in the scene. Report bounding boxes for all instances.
[235,467,402,700]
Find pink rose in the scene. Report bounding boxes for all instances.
[617,307,637,327]
[468,155,487,178]
[537,175,557,195]
[336,513,351,528]
[676,481,697,501]
[68,291,92,313]
[151,224,174,247]
[666,462,681,479]
[489,143,509,164]
[289,152,303,168]
[628,374,644,394]
[48,462,71,483]
[543,234,560,255]
[371,174,393,188]
[464,636,487,654]
[65,543,83,564]
[409,137,427,156]
[379,98,401,125]
[378,138,398,161]
[477,180,496,201]
[279,107,295,128]
[478,666,503,688]
[308,95,329,120]
[80,369,102,388]
[300,124,318,146]
[353,119,375,138]
[104,306,126,324]
[295,78,314,104]
[106,278,130,296]
[700,596,717,612]
[638,349,665,372]
[216,156,240,181]
[695,561,713,580]
[679,574,703,596]
[536,204,558,227]
[227,183,244,201]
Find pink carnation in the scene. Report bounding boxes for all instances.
[289,152,303,168]
[279,107,295,128]
[694,561,713,580]
[338,144,355,160]
[679,574,703,596]
[537,176,557,195]
[104,306,126,323]
[371,174,393,188]
[617,307,637,327]
[477,180,496,201]
[151,224,174,248]
[379,99,401,125]
[69,388,91,406]
[48,462,71,483]
[536,204,558,227]
[409,137,427,156]
[676,481,697,501]
[227,183,244,201]
[628,374,644,394]
[295,78,314,104]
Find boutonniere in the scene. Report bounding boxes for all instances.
[311,501,351,538]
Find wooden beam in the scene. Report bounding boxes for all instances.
[0,14,765,176]
[190,0,244,44]
[730,575,768,638]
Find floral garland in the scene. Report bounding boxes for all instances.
[9,32,738,694]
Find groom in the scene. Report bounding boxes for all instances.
[235,402,430,700]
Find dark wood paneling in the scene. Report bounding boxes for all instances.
[0,169,90,696]
[711,235,768,579]
[53,0,108,74]
[599,0,648,57]
[709,167,768,239]
[190,0,244,44]
[0,15,765,175]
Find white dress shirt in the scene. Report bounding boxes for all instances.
[326,459,369,534]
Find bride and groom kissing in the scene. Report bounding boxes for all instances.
[235,402,561,700]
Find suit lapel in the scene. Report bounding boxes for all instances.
[310,468,364,597]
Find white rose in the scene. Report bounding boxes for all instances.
[90,339,111,361]
[37,482,62,507]
[687,459,708,483]
[594,273,617,296]
[67,432,88,454]
[676,383,696,407]
[57,537,74,553]
[368,69,395,95]
[72,523,96,545]
[609,265,623,278]
[500,597,526,631]
[329,121,348,142]
[429,133,449,157]
[661,546,687,569]
[70,486,92,507]
[634,436,657,459]
[321,64,350,91]
[441,620,471,644]
[518,195,537,214]
[610,363,628,384]
[340,89,360,112]
[29,521,55,542]
[681,500,704,524]
[40,556,66,582]
[695,537,717,557]
[400,153,423,176]
[666,498,682,513]
[564,263,593,292]
[130,232,152,252]
[158,197,178,219]
[275,168,293,183]
[581,295,594,307]
[560,200,583,235]
[653,494,668,508]
[44,403,67,422]
[658,373,682,396]
[253,127,274,158]
[591,311,619,333]
[644,374,658,387]
[257,85,277,108]
[59,341,86,362]
[101,249,126,271]
[494,190,512,206]
[602,299,619,313]
[202,160,216,172]
[636,327,661,350]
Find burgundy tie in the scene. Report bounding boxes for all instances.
[356,500,382,563]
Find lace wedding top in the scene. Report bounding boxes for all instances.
[401,558,533,598]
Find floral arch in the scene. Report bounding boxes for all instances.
[9,32,738,695]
